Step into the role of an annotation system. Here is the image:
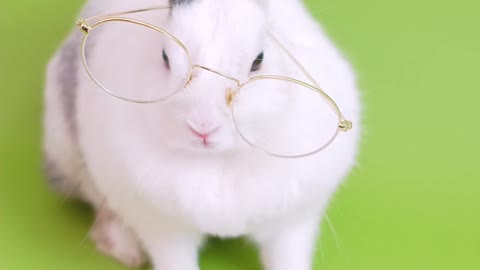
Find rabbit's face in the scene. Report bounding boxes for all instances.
[92,0,296,153]
[142,0,292,152]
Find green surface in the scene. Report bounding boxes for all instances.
[1,0,479,269]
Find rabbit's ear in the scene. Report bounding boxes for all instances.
[169,0,195,6]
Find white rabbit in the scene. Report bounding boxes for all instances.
[43,0,361,269]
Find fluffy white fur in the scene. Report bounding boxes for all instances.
[43,0,361,269]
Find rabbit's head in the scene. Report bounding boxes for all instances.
[88,0,305,154]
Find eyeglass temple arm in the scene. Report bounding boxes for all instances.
[268,33,352,132]
[77,5,173,32]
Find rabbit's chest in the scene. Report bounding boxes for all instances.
[133,158,318,236]
[111,156,322,236]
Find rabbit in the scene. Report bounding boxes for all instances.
[43,0,361,269]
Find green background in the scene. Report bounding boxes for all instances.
[1,0,479,269]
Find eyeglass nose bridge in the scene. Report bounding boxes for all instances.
[192,65,241,87]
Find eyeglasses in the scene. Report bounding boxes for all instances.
[76,6,353,158]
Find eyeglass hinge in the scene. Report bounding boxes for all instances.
[339,119,352,132]
[76,18,91,34]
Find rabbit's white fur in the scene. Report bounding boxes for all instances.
[43,0,361,269]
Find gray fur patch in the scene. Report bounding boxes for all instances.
[169,0,195,6]
[58,36,80,136]
[42,155,74,196]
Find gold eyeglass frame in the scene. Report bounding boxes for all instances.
[76,5,353,158]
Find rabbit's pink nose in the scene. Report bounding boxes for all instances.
[188,124,220,148]
[187,122,220,140]
[189,127,210,139]
[186,108,220,145]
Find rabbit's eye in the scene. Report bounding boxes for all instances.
[250,52,264,72]
[162,49,170,69]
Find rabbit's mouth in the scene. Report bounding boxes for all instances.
[186,127,237,152]
[189,126,216,148]
[191,135,221,151]
[189,140,223,152]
